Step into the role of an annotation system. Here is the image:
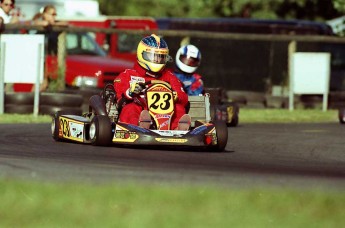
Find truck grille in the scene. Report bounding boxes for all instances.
[103,72,119,85]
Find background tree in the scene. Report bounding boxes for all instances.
[98,0,342,21]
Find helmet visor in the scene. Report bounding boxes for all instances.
[179,55,200,67]
[142,51,168,64]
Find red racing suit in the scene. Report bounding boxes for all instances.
[114,63,189,129]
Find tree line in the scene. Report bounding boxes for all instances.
[98,0,344,21]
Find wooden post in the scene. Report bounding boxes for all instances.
[57,31,66,91]
[288,40,297,111]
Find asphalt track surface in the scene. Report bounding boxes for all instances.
[0,122,344,190]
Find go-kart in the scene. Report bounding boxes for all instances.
[204,88,239,127]
[338,108,345,124]
[51,80,228,151]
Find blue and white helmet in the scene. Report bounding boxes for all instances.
[175,44,201,74]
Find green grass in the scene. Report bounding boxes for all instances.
[0,180,344,227]
[239,109,338,123]
[0,114,52,123]
[0,110,343,227]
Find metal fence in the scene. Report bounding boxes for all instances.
[3,23,345,95]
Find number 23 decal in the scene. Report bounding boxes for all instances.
[147,92,174,114]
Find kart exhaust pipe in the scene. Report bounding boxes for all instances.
[89,95,108,116]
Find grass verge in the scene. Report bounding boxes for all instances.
[0,179,344,227]
[0,114,52,123]
[240,109,338,123]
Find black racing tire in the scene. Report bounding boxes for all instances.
[5,92,34,105]
[338,108,345,124]
[63,87,102,101]
[89,115,112,146]
[40,92,84,107]
[5,104,33,114]
[39,105,83,116]
[63,88,102,113]
[213,120,228,152]
[51,111,62,141]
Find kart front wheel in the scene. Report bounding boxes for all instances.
[214,120,228,151]
[51,111,63,141]
[89,115,112,146]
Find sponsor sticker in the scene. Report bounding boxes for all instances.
[59,117,84,142]
[155,138,188,143]
[130,76,145,84]
[113,130,139,142]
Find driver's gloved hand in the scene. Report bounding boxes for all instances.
[129,82,145,96]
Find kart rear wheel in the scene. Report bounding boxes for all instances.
[89,115,112,146]
[214,120,228,151]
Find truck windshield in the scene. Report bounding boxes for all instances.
[66,32,107,56]
[117,33,143,53]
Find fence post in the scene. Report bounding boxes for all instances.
[0,42,5,114]
[57,31,66,91]
[288,40,297,111]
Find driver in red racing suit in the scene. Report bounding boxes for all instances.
[114,34,191,130]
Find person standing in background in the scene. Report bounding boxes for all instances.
[32,5,68,27]
[0,0,18,24]
[1,0,19,92]
[0,16,3,31]
[29,5,69,91]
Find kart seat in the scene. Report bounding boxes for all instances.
[187,95,211,127]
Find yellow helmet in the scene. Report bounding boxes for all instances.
[137,34,170,73]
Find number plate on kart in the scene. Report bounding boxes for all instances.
[146,84,174,115]
[146,84,174,130]
[59,117,84,142]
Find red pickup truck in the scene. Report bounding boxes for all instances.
[13,16,158,92]
[64,16,158,62]
[13,31,134,92]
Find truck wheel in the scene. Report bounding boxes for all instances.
[89,115,112,146]
[338,108,345,124]
[214,120,228,152]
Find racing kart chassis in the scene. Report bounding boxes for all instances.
[52,82,228,151]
